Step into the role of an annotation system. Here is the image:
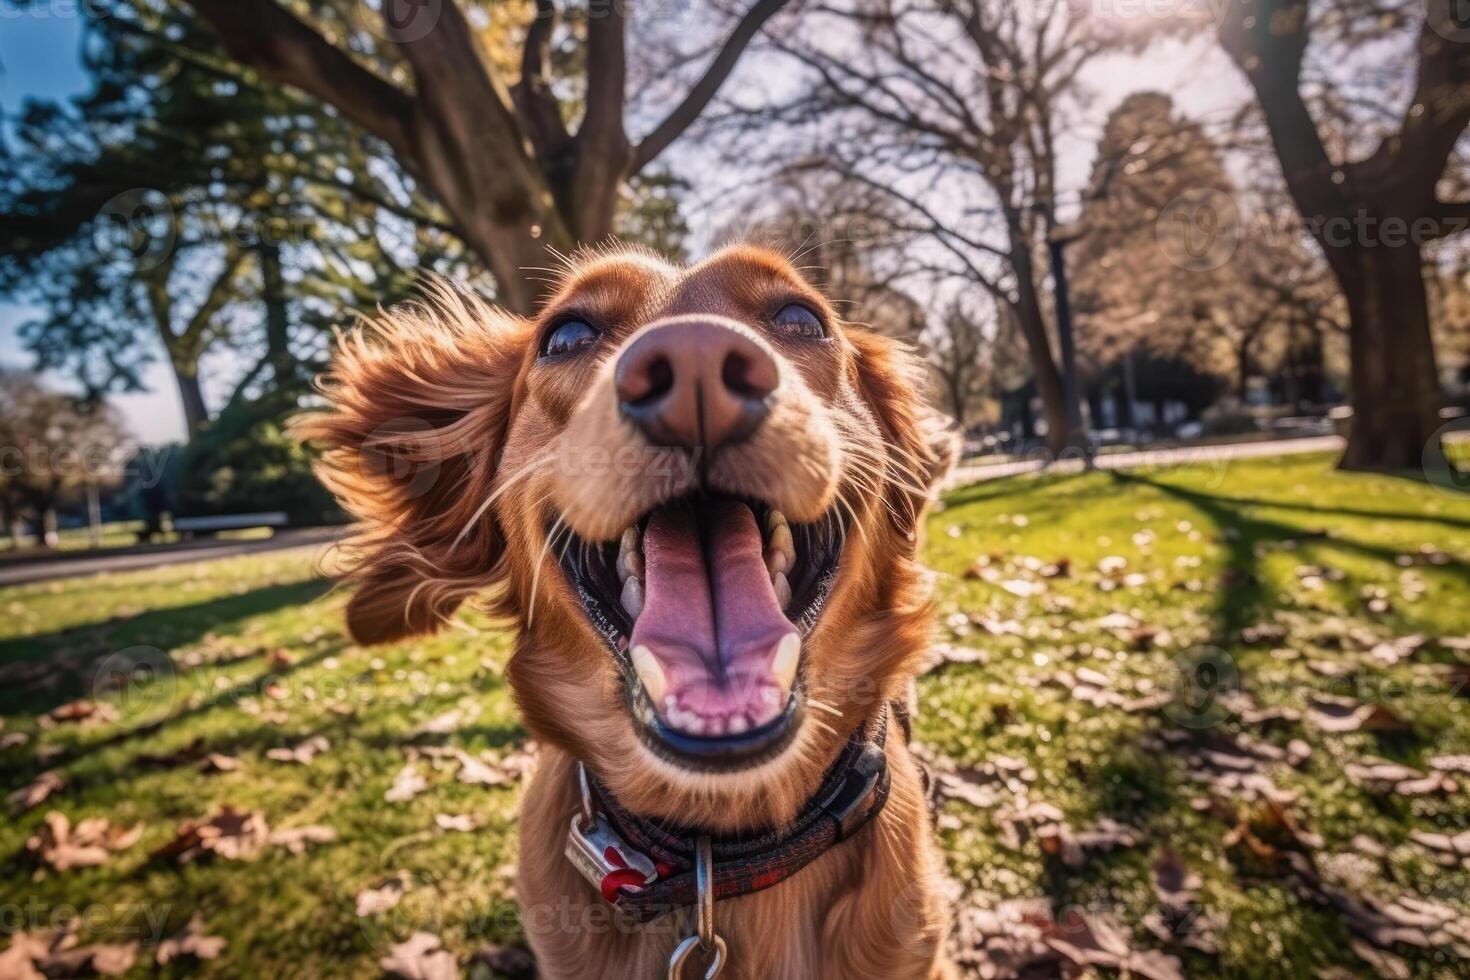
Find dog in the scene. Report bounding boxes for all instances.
[301,244,956,979]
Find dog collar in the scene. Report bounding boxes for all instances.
[565,706,892,923]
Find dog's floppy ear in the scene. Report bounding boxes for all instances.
[298,283,532,645]
[847,328,956,542]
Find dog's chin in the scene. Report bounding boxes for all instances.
[552,490,846,775]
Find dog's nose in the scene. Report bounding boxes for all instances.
[615,320,778,453]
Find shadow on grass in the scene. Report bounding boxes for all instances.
[0,579,333,716]
[8,641,348,777]
[1108,471,1470,643]
[944,471,1090,510]
[1188,495,1470,531]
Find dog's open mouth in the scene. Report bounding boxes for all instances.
[554,493,843,770]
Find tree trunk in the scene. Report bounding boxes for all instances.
[1120,352,1139,435]
[86,483,102,548]
[41,505,59,549]
[1331,240,1443,471]
[1237,341,1254,401]
[174,367,210,438]
[1,500,16,549]
[1004,221,1073,456]
[259,240,297,384]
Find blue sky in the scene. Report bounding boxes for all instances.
[0,11,187,444]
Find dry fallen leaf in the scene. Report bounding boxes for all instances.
[411,707,476,737]
[1307,695,1410,734]
[435,813,476,832]
[0,931,49,980]
[265,735,331,765]
[451,744,537,787]
[37,939,139,977]
[356,875,409,916]
[153,806,271,863]
[39,700,118,729]
[1144,851,1222,954]
[1040,907,1184,980]
[950,898,1058,977]
[1037,815,1140,869]
[155,915,227,964]
[1327,885,1470,963]
[1151,850,1202,908]
[386,762,430,803]
[1349,939,1409,979]
[1430,755,1470,774]
[269,824,337,854]
[1347,759,1458,796]
[26,811,141,871]
[1408,828,1470,858]
[381,931,458,980]
[8,770,65,813]
[920,642,988,672]
[453,750,509,786]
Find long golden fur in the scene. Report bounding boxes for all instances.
[299,244,956,979]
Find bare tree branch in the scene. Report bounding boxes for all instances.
[184,0,417,161]
[632,0,792,172]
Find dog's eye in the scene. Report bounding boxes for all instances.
[770,303,826,340]
[540,319,600,358]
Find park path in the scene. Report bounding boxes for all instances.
[0,527,344,588]
[945,434,1344,489]
[0,436,1344,587]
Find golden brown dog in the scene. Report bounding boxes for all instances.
[301,244,955,979]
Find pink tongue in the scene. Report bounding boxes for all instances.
[631,502,796,730]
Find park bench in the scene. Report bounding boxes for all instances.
[171,512,289,539]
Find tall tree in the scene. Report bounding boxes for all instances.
[1217,0,1466,470]
[179,0,791,312]
[928,300,995,430]
[0,1,469,438]
[0,373,130,548]
[1072,92,1345,403]
[754,0,1144,454]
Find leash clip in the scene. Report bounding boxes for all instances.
[565,763,659,902]
[668,836,726,979]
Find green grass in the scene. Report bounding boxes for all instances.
[1,521,278,552]
[1,453,1467,978]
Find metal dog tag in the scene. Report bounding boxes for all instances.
[565,812,658,894]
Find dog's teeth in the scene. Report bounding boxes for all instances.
[765,547,792,576]
[768,521,794,562]
[621,575,644,619]
[617,526,643,582]
[766,509,788,534]
[771,570,792,610]
[631,645,666,704]
[706,715,726,737]
[770,633,799,693]
[727,714,749,735]
[751,694,782,727]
